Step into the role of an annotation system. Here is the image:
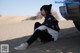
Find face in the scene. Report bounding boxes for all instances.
[40,9,46,16]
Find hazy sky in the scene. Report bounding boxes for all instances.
[0,0,64,18]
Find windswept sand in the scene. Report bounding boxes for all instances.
[0,16,80,53]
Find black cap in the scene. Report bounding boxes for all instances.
[40,4,52,13]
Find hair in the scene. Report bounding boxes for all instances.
[40,4,52,14]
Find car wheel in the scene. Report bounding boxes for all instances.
[73,21,80,31]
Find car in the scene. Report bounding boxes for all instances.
[59,0,80,31]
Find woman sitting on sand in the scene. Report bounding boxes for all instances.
[15,4,60,50]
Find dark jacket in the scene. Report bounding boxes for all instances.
[42,14,60,32]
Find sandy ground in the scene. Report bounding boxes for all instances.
[0,16,80,53]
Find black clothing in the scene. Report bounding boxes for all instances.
[42,14,60,32]
[27,22,54,45]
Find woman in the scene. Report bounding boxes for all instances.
[15,4,60,50]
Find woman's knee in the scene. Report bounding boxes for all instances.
[34,22,41,30]
[35,22,41,26]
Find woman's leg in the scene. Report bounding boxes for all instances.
[37,30,54,43]
[27,30,41,45]
[15,30,54,50]
[27,30,54,45]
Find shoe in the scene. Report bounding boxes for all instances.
[14,42,28,50]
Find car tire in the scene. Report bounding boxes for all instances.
[73,21,80,31]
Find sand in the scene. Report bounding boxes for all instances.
[0,16,80,53]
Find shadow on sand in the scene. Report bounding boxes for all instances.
[0,27,80,53]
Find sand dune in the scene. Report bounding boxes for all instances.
[0,16,80,53]
[0,16,29,24]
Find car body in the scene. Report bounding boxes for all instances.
[59,0,80,31]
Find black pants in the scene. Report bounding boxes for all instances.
[26,22,54,45]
